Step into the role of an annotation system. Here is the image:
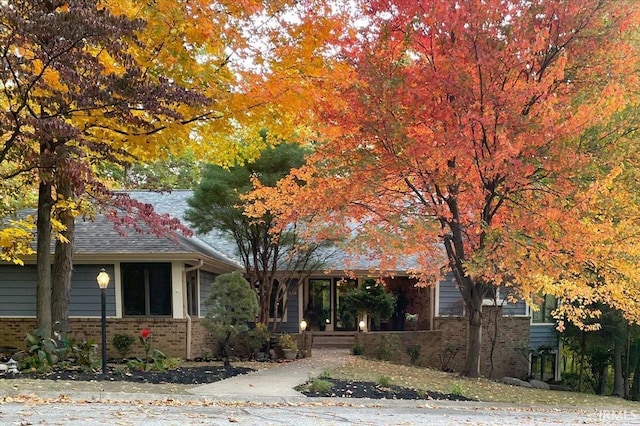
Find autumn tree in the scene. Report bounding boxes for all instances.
[267,0,640,377]
[0,0,218,336]
[117,150,203,191]
[0,0,353,336]
[186,141,331,328]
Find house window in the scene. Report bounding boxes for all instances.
[122,263,172,316]
[532,294,556,324]
[482,286,502,306]
[531,349,557,381]
[335,278,357,331]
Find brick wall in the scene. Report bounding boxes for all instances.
[384,277,432,330]
[433,306,531,378]
[354,330,443,367]
[0,318,37,351]
[0,317,207,359]
[406,286,431,330]
[480,308,531,379]
[353,307,530,378]
[0,317,309,361]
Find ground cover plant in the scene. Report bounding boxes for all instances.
[297,377,472,401]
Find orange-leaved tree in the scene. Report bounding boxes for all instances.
[259,0,640,377]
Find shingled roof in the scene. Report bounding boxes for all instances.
[123,190,238,261]
[8,190,423,274]
[12,192,241,269]
[123,190,420,274]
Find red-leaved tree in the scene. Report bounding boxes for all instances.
[262,0,640,377]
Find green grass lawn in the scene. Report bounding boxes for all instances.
[325,356,640,410]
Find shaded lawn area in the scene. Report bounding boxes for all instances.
[324,356,640,409]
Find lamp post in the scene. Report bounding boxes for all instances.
[299,320,308,357]
[96,268,110,375]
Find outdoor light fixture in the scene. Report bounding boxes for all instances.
[96,268,110,289]
[96,268,110,375]
[358,320,366,332]
[300,319,307,332]
[7,358,17,374]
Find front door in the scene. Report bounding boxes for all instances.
[308,279,331,331]
[334,278,357,331]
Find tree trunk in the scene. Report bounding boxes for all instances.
[258,277,274,327]
[625,325,631,400]
[36,180,54,338]
[485,304,499,379]
[631,340,640,401]
[52,177,75,337]
[222,330,232,368]
[579,330,586,393]
[612,336,625,397]
[464,292,483,378]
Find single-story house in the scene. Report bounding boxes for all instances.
[0,190,559,380]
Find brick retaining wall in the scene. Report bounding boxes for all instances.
[357,307,531,379]
[354,330,443,367]
[434,307,530,378]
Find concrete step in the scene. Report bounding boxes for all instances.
[312,333,356,349]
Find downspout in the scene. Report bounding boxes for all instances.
[183,259,204,360]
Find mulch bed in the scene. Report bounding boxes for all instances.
[298,378,474,401]
[4,365,254,385]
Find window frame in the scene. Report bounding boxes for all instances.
[121,262,173,317]
[482,286,504,306]
[531,294,557,324]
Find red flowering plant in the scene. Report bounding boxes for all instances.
[127,328,168,371]
[139,328,152,360]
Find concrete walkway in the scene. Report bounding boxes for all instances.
[188,348,351,398]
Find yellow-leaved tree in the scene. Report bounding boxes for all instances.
[0,0,353,336]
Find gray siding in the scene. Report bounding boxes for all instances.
[69,265,116,317]
[0,265,37,316]
[437,273,464,316]
[199,270,217,317]
[278,281,299,333]
[530,324,559,350]
[438,278,527,317]
[0,264,115,317]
